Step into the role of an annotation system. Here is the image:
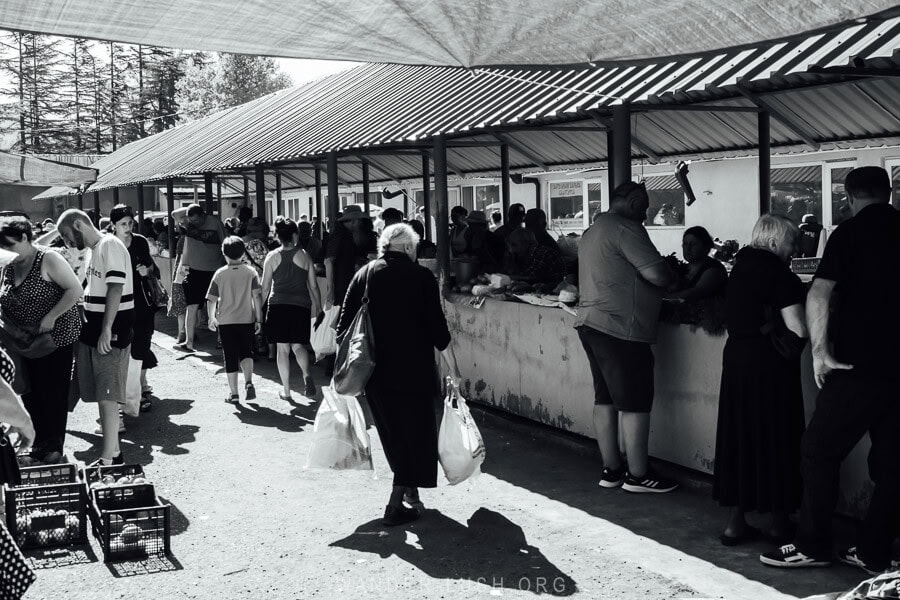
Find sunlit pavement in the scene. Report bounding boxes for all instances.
[23,316,865,599]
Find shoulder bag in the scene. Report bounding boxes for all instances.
[332,263,376,396]
[141,275,170,309]
[0,313,58,360]
[761,305,807,360]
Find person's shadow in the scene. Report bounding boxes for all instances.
[331,507,577,596]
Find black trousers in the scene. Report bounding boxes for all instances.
[22,344,75,455]
[796,371,900,567]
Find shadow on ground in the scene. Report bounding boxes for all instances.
[68,398,200,466]
[331,507,577,596]
[473,407,865,598]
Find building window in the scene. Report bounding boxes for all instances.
[829,166,854,226]
[548,181,584,232]
[414,188,460,214]
[887,159,900,211]
[641,175,684,227]
[771,165,822,226]
[586,182,603,224]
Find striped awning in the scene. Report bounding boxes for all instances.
[770,165,823,184]
[86,14,900,193]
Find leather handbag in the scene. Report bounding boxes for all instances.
[142,275,170,309]
[761,305,807,360]
[0,314,58,360]
[332,264,376,397]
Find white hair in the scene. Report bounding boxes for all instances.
[749,213,799,249]
[378,223,420,258]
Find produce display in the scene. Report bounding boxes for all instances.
[13,507,81,546]
[88,474,150,491]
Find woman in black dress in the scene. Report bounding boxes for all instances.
[713,214,807,544]
[110,205,160,412]
[337,223,461,527]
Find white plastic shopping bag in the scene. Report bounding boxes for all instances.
[122,356,142,417]
[310,306,340,362]
[438,384,486,485]
[306,385,373,470]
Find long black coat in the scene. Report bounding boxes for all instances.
[337,251,451,487]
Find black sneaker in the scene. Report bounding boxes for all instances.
[838,546,885,575]
[383,505,420,527]
[598,464,626,488]
[87,453,125,468]
[760,544,832,568]
[245,382,256,400]
[622,470,679,493]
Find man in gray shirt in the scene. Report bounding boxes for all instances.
[576,182,677,493]
[177,204,225,352]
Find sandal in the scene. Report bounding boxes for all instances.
[139,398,153,412]
[278,392,293,402]
[225,393,239,404]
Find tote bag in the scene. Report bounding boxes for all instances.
[438,383,486,485]
[332,265,375,397]
[305,385,373,470]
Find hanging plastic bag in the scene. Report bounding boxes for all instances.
[438,382,486,485]
[306,385,373,470]
[122,356,142,418]
[310,306,340,362]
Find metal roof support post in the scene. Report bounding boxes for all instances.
[606,130,616,205]
[326,152,339,230]
[166,179,175,256]
[275,172,283,218]
[243,176,249,209]
[611,103,631,189]
[433,136,450,289]
[315,168,323,238]
[422,154,432,241]
[759,110,771,216]
[136,184,144,228]
[216,180,222,218]
[255,164,266,220]
[362,161,370,213]
[500,143,510,218]
[113,188,119,205]
[93,192,100,224]
[204,172,215,216]
[77,190,83,210]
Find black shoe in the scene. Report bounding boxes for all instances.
[838,546,885,575]
[245,382,256,400]
[87,453,125,468]
[622,469,679,493]
[760,544,832,568]
[598,464,626,488]
[383,505,420,527]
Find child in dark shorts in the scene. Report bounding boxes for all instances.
[206,236,263,402]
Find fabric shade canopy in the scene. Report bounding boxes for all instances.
[0,151,96,187]
[0,1,897,67]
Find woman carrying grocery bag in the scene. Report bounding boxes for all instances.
[336,223,462,527]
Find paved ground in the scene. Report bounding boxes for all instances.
[18,316,869,600]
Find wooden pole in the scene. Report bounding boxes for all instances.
[362,161,370,213]
[204,172,215,216]
[422,154,432,241]
[112,188,119,205]
[243,176,249,211]
[216,180,223,218]
[93,192,100,224]
[166,179,175,256]
[326,152,339,230]
[255,164,266,221]
[433,136,450,288]
[758,110,771,215]
[606,130,615,203]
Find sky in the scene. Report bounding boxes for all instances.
[275,58,360,86]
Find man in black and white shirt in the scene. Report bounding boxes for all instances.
[57,209,134,467]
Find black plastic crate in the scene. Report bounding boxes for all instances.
[4,482,88,549]
[89,484,170,562]
[16,463,78,487]
[80,463,147,486]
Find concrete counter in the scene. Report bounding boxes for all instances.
[445,295,872,517]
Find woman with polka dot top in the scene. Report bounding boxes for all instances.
[0,216,81,465]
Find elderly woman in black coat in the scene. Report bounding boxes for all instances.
[336,223,461,527]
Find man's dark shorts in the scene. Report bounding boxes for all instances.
[182,268,215,306]
[576,326,655,413]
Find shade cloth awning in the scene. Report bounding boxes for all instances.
[0,1,898,67]
[0,151,97,187]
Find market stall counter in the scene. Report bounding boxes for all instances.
[444,293,873,518]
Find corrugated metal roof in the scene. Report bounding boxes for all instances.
[87,15,900,192]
